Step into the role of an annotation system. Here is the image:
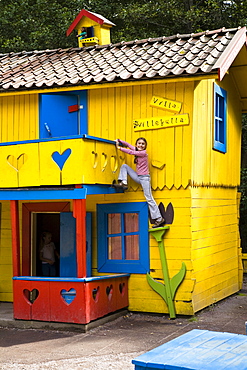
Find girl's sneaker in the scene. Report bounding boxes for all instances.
[113,181,128,190]
[152,218,165,228]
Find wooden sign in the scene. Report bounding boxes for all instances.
[133,114,189,131]
[150,95,182,113]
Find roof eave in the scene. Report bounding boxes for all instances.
[213,26,247,81]
[66,9,105,37]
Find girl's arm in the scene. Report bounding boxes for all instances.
[117,139,135,150]
[119,147,147,157]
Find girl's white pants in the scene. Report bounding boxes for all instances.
[118,164,163,221]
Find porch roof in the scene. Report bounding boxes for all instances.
[0,184,120,201]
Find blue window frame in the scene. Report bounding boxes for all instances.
[39,90,88,139]
[97,202,149,274]
[213,84,227,153]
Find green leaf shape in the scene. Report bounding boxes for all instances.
[147,273,167,303]
[170,262,186,300]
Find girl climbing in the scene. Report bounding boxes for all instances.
[115,137,165,228]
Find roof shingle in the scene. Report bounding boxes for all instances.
[0,27,244,91]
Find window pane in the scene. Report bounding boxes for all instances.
[124,213,139,233]
[108,213,121,234]
[108,236,122,259]
[125,235,139,260]
[215,93,225,144]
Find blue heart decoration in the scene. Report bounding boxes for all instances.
[52,148,71,170]
[61,288,76,305]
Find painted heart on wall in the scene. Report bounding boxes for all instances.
[52,148,71,170]
[7,153,27,171]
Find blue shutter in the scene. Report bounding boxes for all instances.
[214,84,227,153]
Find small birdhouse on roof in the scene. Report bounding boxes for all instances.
[66,9,115,47]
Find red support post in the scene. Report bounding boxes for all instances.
[73,198,87,278]
[10,200,20,276]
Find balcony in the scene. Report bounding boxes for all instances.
[0,136,123,188]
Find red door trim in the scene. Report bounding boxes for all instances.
[73,199,86,278]
[10,200,20,276]
[22,202,70,275]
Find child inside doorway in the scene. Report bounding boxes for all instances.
[115,137,165,228]
[39,231,59,277]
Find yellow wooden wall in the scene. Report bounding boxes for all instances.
[86,188,194,315]
[191,187,241,312]
[0,94,38,143]
[88,81,194,190]
[192,77,242,187]
[0,201,13,301]
[0,77,243,314]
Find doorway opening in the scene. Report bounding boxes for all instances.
[32,212,60,277]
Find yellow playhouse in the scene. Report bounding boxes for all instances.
[0,9,246,322]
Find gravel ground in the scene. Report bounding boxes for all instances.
[1,276,247,369]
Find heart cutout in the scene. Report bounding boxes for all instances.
[23,289,39,304]
[61,288,76,305]
[119,283,125,296]
[106,285,113,301]
[52,148,71,170]
[92,286,100,302]
[101,153,107,171]
[7,153,27,171]
[91,151,98,168]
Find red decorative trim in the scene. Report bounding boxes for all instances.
[66,9,104,37]
[22,202,70,275]
[10,201,20,276]
[73,199,86,278]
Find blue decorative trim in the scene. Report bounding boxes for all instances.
[0,188,87,200]
[82,135,116,145]
[213,83,227,153]
[97,202,149,274]
[0,184,118,200]
[0,134,116,147]
[13,274,130,282]
[85,184,117,195]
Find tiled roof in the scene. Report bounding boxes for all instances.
[0,27,245,92]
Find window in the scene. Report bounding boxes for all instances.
[39,90,87,139]
[213,84,227,153]
[97,202,149,273]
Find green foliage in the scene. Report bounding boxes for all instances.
[1,0,247,53]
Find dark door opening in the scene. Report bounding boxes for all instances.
[33,213,60,277]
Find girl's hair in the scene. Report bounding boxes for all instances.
[39,231,52,249]
[135,137,147,147]
[134,137,147,164]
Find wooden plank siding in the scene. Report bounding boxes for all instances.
[0,201,15,301]
[88,81,194,191]
[191,187,241,313]
[87,187,194,315]
[192,76,242,187]
[0,95,38,143]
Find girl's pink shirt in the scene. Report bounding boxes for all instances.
[118,140,149,175]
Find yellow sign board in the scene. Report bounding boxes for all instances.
[133,114,189,132]
[150,95,182,113]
